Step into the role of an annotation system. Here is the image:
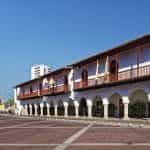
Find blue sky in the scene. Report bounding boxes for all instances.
[0,0,149,100]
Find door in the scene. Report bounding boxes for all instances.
[109,60,118,82]
[81,69,88,87]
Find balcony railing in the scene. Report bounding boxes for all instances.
[18,85,69,100]
[17,91,39,100]
[42,85,68,96]
[74,65,150,90]
[118,65,150,81]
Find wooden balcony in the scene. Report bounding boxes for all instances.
[117,65,150,81]
[74,65,150,90]
[42,85,69,96]
[17,91,39,100]
[17,85,69,100]
[74,76,105,90]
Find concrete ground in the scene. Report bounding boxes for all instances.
[0,116,150,150]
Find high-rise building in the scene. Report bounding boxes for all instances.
[31,64,51,79]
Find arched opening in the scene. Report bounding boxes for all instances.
[27,104,30,115]
[32,104,35,116]
[79,98,88,116]
[50,101,54,115]
[108,93,124,118]
[129,89,149,118]
[68,99,75,116]
[109,60,118,82]
[92,96,104,117]
[37,104,41,115]
[57,100,64,116]
[43,102,47,116]
[81,69,88,87]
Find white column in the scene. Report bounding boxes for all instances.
[74,101,79,117]
[87,100,92,118]
[54,104,58,117]
[34,104,38,117]
[123,96,129,120]
[25,104,28,116]
[69,69,75,100]
[147,94,150,118]
[147,93,150,117]
[64,102,68,117]
[103,98,109,120]
[105,56,110,82]
[47,103,50,117]
[96,59,99,80]
[14,88,21,115]
[148,94,150,101]
[40,103,43,117]
[29,104,32,116]
[20,105,23,116]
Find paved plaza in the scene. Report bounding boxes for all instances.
[0,116,150,150]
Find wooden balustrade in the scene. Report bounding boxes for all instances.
[74,65,150,90]
[42,85,68,96]
[17,91,39,100]
[18,85,69,99]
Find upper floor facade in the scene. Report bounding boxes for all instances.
[15,34,150,100]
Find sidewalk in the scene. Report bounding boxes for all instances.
[1,114,150,128]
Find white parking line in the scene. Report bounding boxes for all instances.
[0,126,83,129]
[0,143,149,147]
[54,123,93,150]
[71,143,150,146]
[91,126,150,129]
[0,144,59,146]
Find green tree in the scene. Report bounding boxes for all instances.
[5,98,14,107]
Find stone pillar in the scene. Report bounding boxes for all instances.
[54,104,58,117]
[63,102,68,117]
[147,94,150,118]
[103,98,109,120]
[47,103,50,117]
[87,100,92,118]
[20,105,23,116]
[105,56,110,82]
[29,104,32,116]
[40,103,43,117]
[34,104,38,117]
[123,96,129,120]
[148,94,150,101]
[124,103,129,120]
[25,104,28,116]
[74,101,79,117]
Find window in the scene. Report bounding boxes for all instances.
[98,59,105,73]
[119,50,136,69]
[140,47,150,64]
[87,63,96,76]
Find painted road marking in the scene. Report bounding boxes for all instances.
[71,143,150,146]
[0,143,150,147]
[54,123,93,150]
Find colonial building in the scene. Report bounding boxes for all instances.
[14,34,150,120]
